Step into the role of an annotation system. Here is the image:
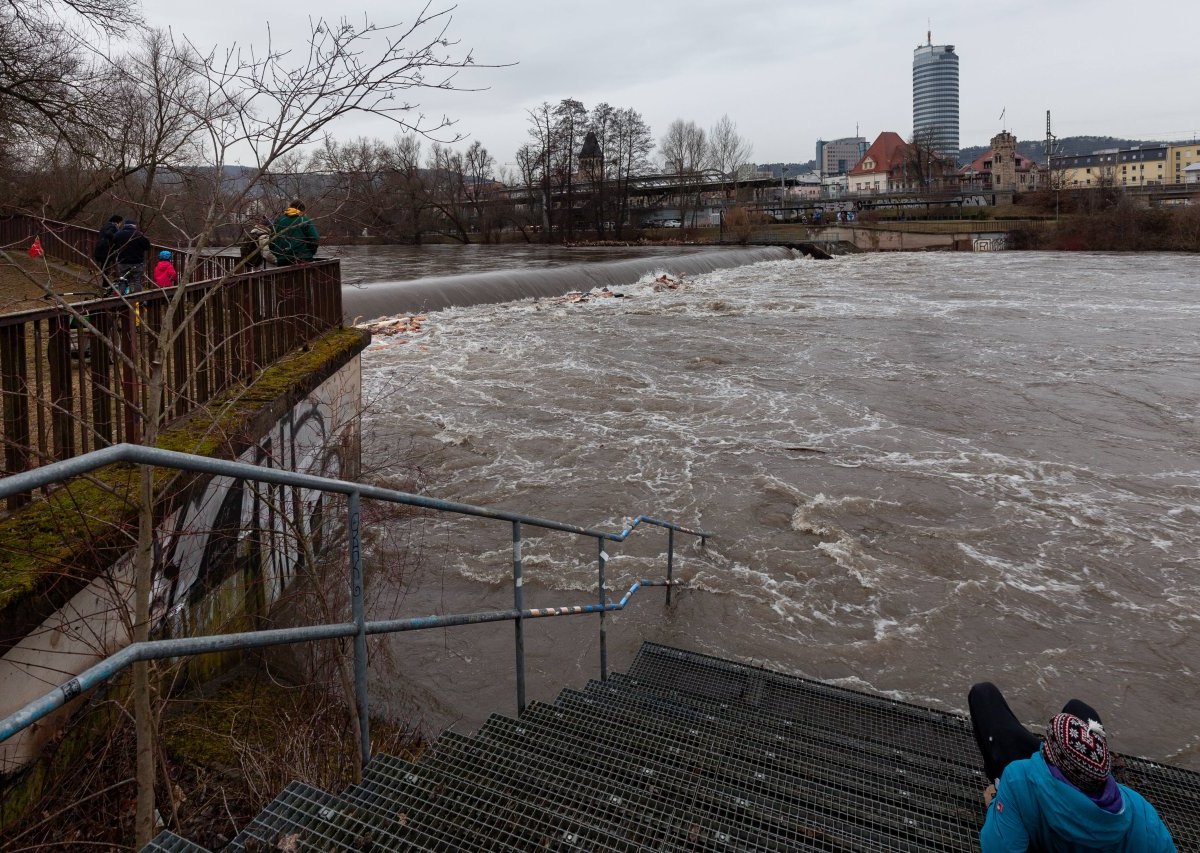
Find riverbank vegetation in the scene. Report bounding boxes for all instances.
[1008,194,1200,252]
[0,668,422,849]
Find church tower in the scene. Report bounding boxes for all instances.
[578,131,603,180]
[990,130,1018,191]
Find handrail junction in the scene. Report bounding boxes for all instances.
[0,444,710,768]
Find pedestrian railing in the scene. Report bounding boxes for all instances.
[0,214,242,283]
[0,443,711,769]
[0,260,342,504]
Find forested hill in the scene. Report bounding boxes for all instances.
[958,136,1167,165]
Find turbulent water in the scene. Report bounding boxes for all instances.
[348,249,1200,768]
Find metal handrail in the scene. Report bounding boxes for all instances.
[0,444,710,767]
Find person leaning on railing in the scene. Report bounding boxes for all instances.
[109,219,151,293]
[269,200,319,265]
[92,214,122,287]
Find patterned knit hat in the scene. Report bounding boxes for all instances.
[1042,713,1111,792]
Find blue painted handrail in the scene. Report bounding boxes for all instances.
[0,444,710,768]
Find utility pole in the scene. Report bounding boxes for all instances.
[1045,110,1059,221]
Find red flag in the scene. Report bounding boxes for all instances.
[28,237,43,258]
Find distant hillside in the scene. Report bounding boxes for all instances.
[959,136,1165,165]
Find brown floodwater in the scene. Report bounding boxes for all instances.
[343,248,1200,769]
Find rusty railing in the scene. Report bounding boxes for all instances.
[1,261,343,508]
[0,214,242,284]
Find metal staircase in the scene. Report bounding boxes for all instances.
[145,642,1200,851]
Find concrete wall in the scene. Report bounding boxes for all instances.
[0,353,363,777]
[817,226,957,251]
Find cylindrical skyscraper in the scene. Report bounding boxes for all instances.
[912,36,959,164]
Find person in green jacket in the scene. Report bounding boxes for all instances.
[269,200,319,265]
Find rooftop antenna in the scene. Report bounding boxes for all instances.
[927,19,932,45]
[999,107,1006,131]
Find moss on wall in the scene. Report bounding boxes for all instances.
[0,326,369,830]
[0,327,369,648]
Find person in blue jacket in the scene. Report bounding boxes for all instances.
[968,682,1175,852]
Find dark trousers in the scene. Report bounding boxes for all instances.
[969,682,1101,784]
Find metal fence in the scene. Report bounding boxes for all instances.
[0,444,711,769]
[0,214,242,283]
[1,261,343,508]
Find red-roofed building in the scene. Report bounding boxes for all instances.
[959,131,1043,192]
[847,132,909,195]
[847,131,956,195]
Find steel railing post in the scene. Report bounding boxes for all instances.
[512,521,526,713]
[0,443,715,755]
[666,526,675,606]
[348,490,370,768]
[598,538,608,681]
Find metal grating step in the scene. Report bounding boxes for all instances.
[507,697,973,852]
[141,832,211,852]
[224,780,434,852]
[556,684,983,825]
[630,643,966,728]
[628,644,1200,849]
[574,677,984,797]
[416,730,686,850]
[620,651,980,767]
[424,724,823,852]
[472,707,886,852]
[142,642,1200,852]
[350,755,529,851]
[603,667,978,759]
[353,750,640,851]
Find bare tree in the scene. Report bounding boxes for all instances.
[425,142,473,242]
[462,140,497,241]
[7,7,488,845]
[524,102,557,241]
[904,129,955,195]
[106,28,209,227]
[709,114,754,202]
[659,119,708,228]
[608,108,653,238]
[513,141,544,241]
[552,98,587,241]
[0,0,136,145]
[379,134,433,242]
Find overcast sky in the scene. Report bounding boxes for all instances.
[144,0,1199,168]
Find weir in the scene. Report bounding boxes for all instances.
[341,246,796,321]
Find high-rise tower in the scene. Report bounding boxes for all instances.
[912,32,959,163]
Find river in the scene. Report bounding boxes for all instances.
[336,246,1200,769]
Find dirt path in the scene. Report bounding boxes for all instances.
[0,253,98,315]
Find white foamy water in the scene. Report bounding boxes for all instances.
[354,250,1200,767]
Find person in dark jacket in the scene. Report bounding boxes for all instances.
[269,200,319,265]
[93,214,123,286]
[109,219,152,293]
[969,682,1175,852]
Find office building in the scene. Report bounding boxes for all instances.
[912,35,960,163]
[816,137,868,177]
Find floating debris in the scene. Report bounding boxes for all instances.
[360,314,428,337]
[653,273,686,291]
[535,287,626,308]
